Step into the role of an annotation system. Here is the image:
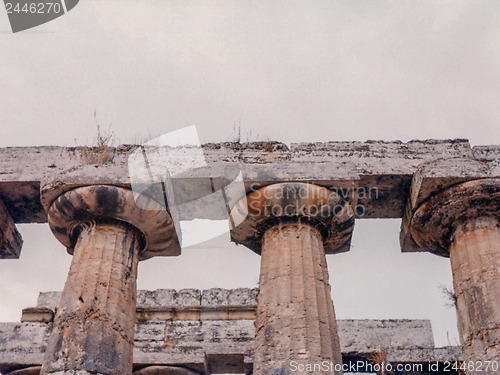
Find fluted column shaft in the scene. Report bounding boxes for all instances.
[450,216,500,369]
[41,223,140,375]
[230,183,354,375]
[408,177,500,374]
[255,224,342,375]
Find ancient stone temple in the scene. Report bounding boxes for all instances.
[0,139,498,375]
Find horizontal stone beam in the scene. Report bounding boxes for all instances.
[1,140,497,225]
[35,288,259,311]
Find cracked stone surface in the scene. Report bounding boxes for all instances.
[254,224,343,375]
[405,176,500,371]
[450,217,500,370]
[40,223,141,375]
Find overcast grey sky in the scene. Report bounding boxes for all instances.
[1,0,500,348]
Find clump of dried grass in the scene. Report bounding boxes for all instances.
[439,283,457,308]
[80,111,116,165]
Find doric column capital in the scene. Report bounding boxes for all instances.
[230,182,354,254]
[410,178,499,256]
[42,185,180,260]
[400,157,500,256]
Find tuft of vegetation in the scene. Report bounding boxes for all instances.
[439,283,457,308]
[136,311,150,324]
[80,111,116,165]
[369,347,388,375]
[233,119,241,143]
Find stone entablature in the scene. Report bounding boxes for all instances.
[1,140,498,227]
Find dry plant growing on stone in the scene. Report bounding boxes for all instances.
[438,283,457,308]
[369,347,388,375]
[80,111,116,165]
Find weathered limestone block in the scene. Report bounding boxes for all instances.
[337,320,434,353]
[289,139,474,172]
[39,185,180,375]
[231,183,354,375]
[34,289,259,323]
[134,319,256,374]
[473,144,500,164]
[385,347,462,363]
[136,289,201,308]
[0,322,51,354]
[21,308,54,323]
[201,288,258,307]
[37,292,63,311]
[402,164,500,373]
[2,140,496,224]
[0,317,462,374]
[0,197,22,259]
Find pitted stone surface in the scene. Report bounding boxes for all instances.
[43,185,180,260]
[449,219,500,367]
[402,165,500,369]
[338,320,434,352]
[37,289,258,311]
[40,224,141,375]
[225,288,259,306]
[0,318,460,374]
[410,179,500,257]
[473,145,500,163]
[0,322,51,352]
[137,289,201,308]
[409,158,497,209]
[1,139,496,226]
[201,288,258,306]
[37,292,63,311]
[200,289,230,307]
[230,183,355,254]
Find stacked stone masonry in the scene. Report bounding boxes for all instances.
[1,289,462,375]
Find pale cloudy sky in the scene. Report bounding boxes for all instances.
[1,0,500,348]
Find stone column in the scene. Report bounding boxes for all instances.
[230,183,355,375]
[40,185,180,375]
[408,178,500,371]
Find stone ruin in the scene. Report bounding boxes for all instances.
[1,289,460,375]
[0,139,498,374]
